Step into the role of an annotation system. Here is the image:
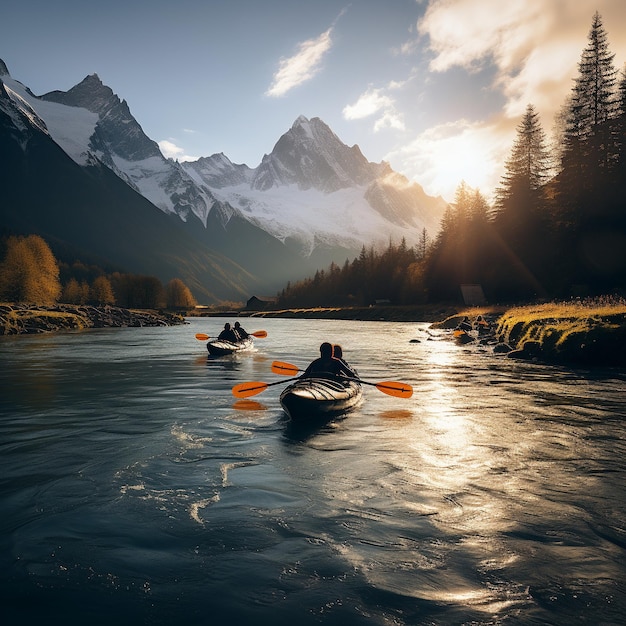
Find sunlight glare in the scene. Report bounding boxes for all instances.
[394,119,510,201]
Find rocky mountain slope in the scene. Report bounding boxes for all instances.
[0,59,447,302]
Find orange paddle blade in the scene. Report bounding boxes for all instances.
[232,381,270,398]
[271,361,300,375]
[375,381,413,398]
[251,330,267,338]
[195,333,210,341]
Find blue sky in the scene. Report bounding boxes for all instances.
[3,0,625,202]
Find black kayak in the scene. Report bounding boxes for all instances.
[207,337,254,356]
[280,377,362,421]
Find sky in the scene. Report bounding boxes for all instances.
[3,0,626,203]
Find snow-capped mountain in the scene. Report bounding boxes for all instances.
[0,62,257,303]
[0,59,447,301]
[183,116,446,256]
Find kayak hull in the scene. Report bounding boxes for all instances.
[207,337,254,356]
[280,377,362,421]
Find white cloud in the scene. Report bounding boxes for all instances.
[403,0,626,199]
[266,27,333,97]
[343,88,393,120]
[418,0,626,122]
[158,139,197,162]
[374,110,405,132]
[343,87,405,132]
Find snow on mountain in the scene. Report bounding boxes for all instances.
[1,61,446,266]
[2,70,216,224]
[2,73,98,165]
[183,116,447,254]
[250,115,384,192]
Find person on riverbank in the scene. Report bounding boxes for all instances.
[302,342,354,379]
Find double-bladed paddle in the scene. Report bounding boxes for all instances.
[270,360,413,398]
[232,377,300,398]
[195,330,268,341]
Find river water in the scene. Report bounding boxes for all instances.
[1,317,625,625]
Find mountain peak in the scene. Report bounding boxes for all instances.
[293,114,310,127]
[38,73,160,162]
[43,73,115,110]
[0,59,9,77]
[251,115,384,192]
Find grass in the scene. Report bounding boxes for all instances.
[494,297,626,365]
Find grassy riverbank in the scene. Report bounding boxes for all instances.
[493,299,626,366]
[244,299,626,366]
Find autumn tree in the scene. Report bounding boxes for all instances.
[61,278,82,304]
[91,276,115,305]
[165,278,197,309]
[0,235,61,303]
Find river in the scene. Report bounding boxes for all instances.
[1,317,625,625]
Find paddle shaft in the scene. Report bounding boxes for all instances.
[196,330,267,341]
[270,361,413,398]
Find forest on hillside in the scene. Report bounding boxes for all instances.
[276,12,626,308]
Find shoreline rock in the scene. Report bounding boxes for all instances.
[437,307,626,367]
[0,303,186,335]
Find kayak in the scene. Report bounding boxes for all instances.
[207,337,254,356]
[279,377,362,421]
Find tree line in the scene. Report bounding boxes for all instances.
[276,235,431,308]
[277,12,626,307]
[0,234,197,309]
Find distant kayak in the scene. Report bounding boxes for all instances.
[207,337,254,356]
[280,377,362,421]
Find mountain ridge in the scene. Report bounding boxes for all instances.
[0,59,447,302]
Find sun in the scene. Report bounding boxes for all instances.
[403,120,508,203]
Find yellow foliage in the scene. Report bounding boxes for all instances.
[0,235,61,304]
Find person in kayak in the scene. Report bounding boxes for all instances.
[218,322,239,342]
[302,342,355,379]
[233,321,249,339]
[333,344,358,376]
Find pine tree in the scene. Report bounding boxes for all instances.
[562,11,618,179]
[493,105,553,298]
[417,228,430,260]
[555,12,624,293]
[495,104,551,218]
[616,64,626,172]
